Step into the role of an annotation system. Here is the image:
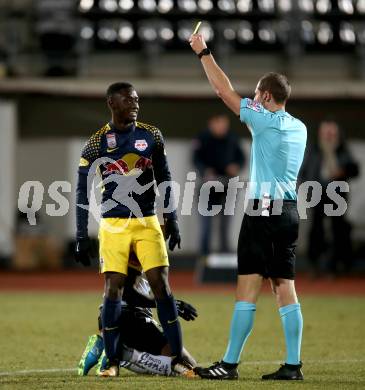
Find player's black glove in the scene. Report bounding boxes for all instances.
[164,218,181,251]
[74,237,94,267]
[176,300,198,321]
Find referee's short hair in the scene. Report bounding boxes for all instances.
[258,73,291,104]
[106,82,134,97]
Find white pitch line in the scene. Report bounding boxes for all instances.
[201,359,365,366]
[1,359,364,377]
[243,359,365,365]
[0,368,76,377]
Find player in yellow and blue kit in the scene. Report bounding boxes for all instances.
[74,82,187,377]
[189,35,307,381]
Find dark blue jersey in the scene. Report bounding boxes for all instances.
[76,121,175,239]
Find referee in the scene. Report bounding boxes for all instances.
[189,35,307,380]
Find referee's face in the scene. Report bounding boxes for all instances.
[254,85,262,102]
[255,86,274,110]
[111,88,140,123]
[254,84,268,106]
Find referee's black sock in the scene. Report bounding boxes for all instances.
[156,295,183,359]
[101,297,122,365]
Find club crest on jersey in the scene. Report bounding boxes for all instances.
[106,133,117,148]
[247,99,262,112]
[135,139,148,151]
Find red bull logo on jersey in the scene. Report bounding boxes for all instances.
[103,153,152,176]
[134,139,148,151]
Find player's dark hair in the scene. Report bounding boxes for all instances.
[106,82,134,97]
[258,72,291,104]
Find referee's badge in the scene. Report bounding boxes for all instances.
[247,99,262,112]
[106,133,117,148]
[135,139,148,151]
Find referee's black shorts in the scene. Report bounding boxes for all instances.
[237,199,299,280]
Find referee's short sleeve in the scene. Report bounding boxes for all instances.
[239,98,267,135]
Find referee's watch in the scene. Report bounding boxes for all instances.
[197,48,211,59]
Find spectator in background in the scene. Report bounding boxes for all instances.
[300,119,359,276]
[193,114,245,256]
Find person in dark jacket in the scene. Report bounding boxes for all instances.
[193,114,245,255]
[300,120,359,276]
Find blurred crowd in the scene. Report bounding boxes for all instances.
[192,114,245,256]
[300,119,359,277]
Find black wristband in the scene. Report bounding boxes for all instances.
[198,48,211,59]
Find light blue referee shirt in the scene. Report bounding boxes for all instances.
[240,98,307,200]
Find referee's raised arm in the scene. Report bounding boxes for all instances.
[189,34,241,116]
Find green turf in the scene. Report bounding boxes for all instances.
[0,292,365,389]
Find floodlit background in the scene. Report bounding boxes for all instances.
[0,1,365,388]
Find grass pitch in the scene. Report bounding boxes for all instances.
[0,291,364,389]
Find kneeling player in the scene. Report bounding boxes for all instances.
[78,256,197,377]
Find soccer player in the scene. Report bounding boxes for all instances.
[189,35,307,380]
[78,260,197,377]
[74,82,185,377]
